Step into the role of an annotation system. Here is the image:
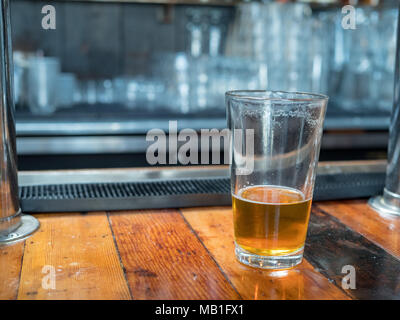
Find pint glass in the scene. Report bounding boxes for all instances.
[226,90,328,269]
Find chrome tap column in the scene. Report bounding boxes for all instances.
[0,0,38,242]
[369,7,400,216]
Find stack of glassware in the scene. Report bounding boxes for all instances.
[226,1,398,114]
[13,2,398,116]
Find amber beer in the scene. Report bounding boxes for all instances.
[232,185,312,256]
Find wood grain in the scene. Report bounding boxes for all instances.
[316,200,400,259]
[108,209,240,300]
[17,212,131,300]
[181,206,349,300]
[0,241,24,300]
[5,195,399,300]
[305,206,400,300]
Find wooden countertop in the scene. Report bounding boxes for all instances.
[1,198,400,300]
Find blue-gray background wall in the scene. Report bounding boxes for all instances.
[10,0,233,78]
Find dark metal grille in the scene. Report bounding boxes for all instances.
[18,172,385,213]
[19,177,231,200]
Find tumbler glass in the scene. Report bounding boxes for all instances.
[55,73,78,108]
[27,56,60,114]
[226,90,328,269]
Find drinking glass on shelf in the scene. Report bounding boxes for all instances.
[226,90,328,269]
[13,51,33,109]
[185,8,205,58]
[283,3,313,92]
[113,76,165,111]
[208,9,225,57]
[189,57,210,111]
[371,5,398,112]
[96,79,114,104]
[113,76,138,108]
[55,73,78,108]
[81,80,97,105]
[309,10,334,95]
[337,6,376,112]
[152,52,191,113]
[27,56,60,114]
[226,2,315,93]
[135,77,165,111]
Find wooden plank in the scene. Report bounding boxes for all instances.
[0,241,25,300]
[18,212,131,300]
[316,200,400,259]
[305,206,400,300]
[108,209,240,299]
[181,206,349,300]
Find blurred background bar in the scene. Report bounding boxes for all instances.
[9,0,398,169]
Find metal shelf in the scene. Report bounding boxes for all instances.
[13,0,242,6]
[17,160,387,212]
[15,114,390,137]
[12,0,347,8]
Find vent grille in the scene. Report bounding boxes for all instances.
[19,177,231,200]
[18,172,385,212]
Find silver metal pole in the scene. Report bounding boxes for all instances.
[0,0,39,242]
[369,7,400,216]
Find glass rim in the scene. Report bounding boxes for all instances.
[225,90,329,102]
